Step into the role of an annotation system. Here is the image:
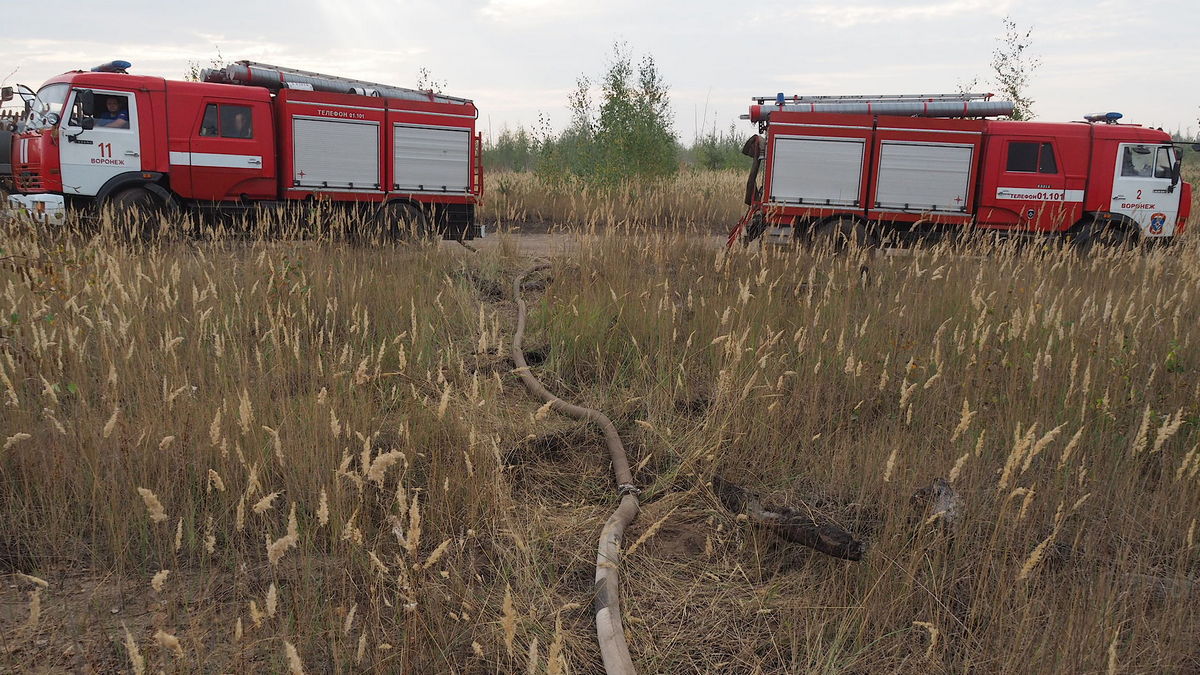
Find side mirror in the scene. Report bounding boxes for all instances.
[1,87,12,102]
[81,118,94,131]
[78,90,95,117]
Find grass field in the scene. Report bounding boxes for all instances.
[0,176,1198,672]
[480,157,1200,234]
[479,170,746,231]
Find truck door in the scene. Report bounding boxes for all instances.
[990,139,1072,231]
[183,100,275,202]
[59,89,141,196]
[1109,144,1180,238]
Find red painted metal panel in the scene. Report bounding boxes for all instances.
[867,116,984,226]
[762,112,874,225]
[277,89,387,197]
[382,95,478,206]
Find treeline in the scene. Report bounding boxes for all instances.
[484,124,748,175]
[483,44,749,182]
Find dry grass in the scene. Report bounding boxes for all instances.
[531,226,1200,672]
[1186,160,1199,221]
[480,157,1200,234]
[1,187,1199,673]
[479,170,746,231]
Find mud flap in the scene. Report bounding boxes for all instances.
[743,212,768,245]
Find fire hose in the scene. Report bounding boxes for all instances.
[727,134,766,248]
[511,264,639,675]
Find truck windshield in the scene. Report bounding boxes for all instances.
[23,83,70,130]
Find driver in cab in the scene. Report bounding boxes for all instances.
[96,96,129,128]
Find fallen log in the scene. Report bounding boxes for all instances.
[711,475,865,561]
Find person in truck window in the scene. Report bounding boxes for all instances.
[225,110,252,139]
[96,97,129,128]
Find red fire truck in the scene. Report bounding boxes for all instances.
[1,60,484,239]
[733,93,1192,248]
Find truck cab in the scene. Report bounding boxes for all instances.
[979,120,1188,240]
[1092,127,1188,238]
[3,63,167,224]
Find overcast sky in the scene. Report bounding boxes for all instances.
[2,0,1196,142]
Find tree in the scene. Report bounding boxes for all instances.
[991,17,1040,120]
[416,68,446,94]
[689,121,747,171]
[484,126,539,172]
[184,47,226,82]
[547,42,677,185]
[592,44,677,182]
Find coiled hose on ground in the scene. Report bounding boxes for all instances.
[510,263,640,675]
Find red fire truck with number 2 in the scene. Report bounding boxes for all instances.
[732,93,1192,248]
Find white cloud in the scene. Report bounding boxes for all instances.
[781,0,1013,28]
[0,0,1196,141]
[477,0,602,23]
[0,34,432,93]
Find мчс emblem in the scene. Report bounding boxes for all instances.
[1149,212,1166,235]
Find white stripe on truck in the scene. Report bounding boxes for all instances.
[995,188,1084,202]
[169,151,262,169]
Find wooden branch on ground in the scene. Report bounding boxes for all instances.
[711,475,865,561]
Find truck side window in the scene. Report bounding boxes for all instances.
[1006,141,1056,173]
[95,94,131,130]
[197,103,253,138]
[68,98,84,127]
[220,105,253,139]
[1154,147,1172,179]
[1037,143,1057,174]
[1006,142,1039,172]
[1121,147,1154,178]
[199,104,219,136]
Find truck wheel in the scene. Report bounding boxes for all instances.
[1072,219,1134,255]
[811,218,876,253]
[387,202,434,244]
[110,187,161,239]
[788,219,808,246]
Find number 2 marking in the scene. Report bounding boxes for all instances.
[1136,189,1143,200]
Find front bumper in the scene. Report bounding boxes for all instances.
[3,193,66,226]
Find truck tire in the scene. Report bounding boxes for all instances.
[811,218,876,253]
[1071,219,1134,256]
[387,202,434,244]
[109,186,165,239]
[111,186,158,213]
[109,187,162,240]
